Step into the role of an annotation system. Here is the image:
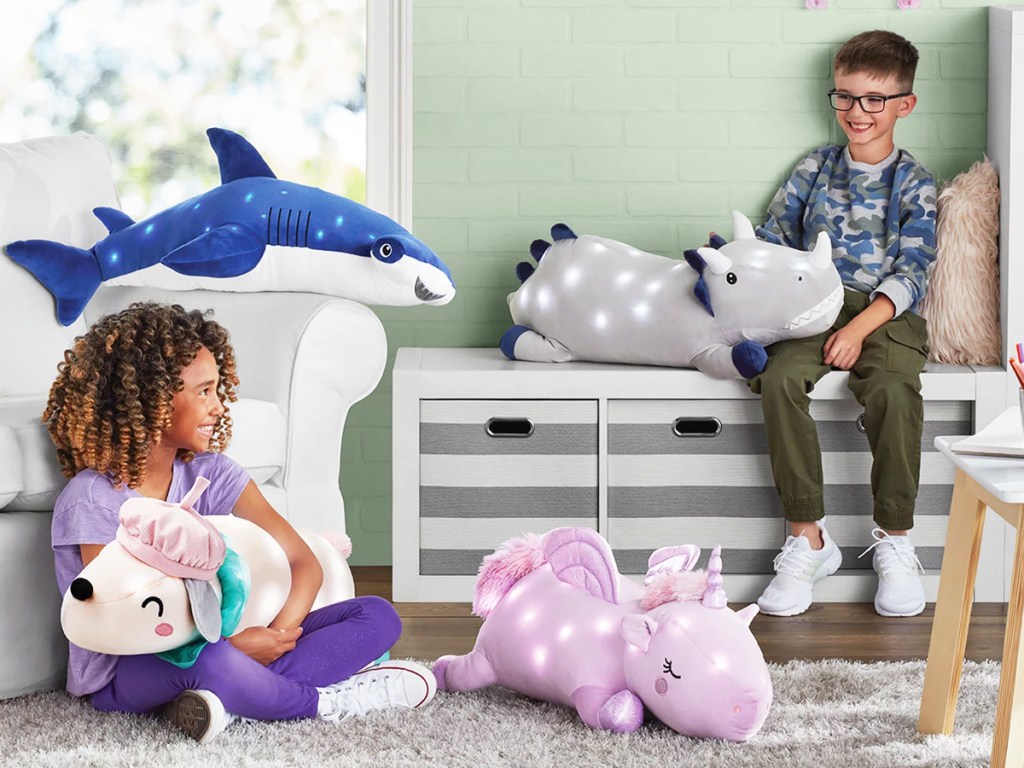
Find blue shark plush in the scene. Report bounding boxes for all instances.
[5,128,455,325]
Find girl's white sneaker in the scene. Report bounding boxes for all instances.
[318,660,437,722]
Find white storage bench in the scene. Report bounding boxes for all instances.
[392,347,1005,603]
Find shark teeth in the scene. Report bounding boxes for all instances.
[784,284,843,331]
[415,277,446,302]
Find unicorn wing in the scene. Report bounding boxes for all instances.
[542,527,620,604]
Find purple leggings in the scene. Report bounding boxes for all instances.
[91,596,401,721]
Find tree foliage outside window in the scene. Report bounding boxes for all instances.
[0,0,367,216]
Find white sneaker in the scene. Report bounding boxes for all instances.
[162,689,237,745]
[757,520,843,617]
[317,660,437,722]
[859,528,926,617]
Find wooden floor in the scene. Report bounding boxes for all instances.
[354,566,1008,664]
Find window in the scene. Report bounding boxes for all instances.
[0,0,412,221]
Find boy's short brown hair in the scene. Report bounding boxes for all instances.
[834,30,920,92]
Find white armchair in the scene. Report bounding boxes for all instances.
[0,134,387,699]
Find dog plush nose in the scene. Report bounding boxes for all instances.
[70,578,94,601]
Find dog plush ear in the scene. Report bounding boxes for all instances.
[184,579,223,643]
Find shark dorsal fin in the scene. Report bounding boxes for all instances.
[206,127,277,184]
[93,207,136,234]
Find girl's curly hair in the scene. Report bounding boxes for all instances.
[44,302,239,489]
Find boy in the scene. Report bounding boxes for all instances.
[749,30,937,618]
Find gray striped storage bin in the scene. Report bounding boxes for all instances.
[606,399,972,576]
[419,400,598,576]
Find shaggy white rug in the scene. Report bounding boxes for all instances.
[0,660,998,768]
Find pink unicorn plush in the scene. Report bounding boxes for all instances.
[434,527,772,741]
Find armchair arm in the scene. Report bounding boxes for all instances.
[85,287,387,534]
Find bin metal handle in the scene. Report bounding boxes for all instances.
[672,417,722,438]
[485,417,535,438]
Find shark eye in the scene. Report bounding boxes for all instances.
[726,272,737,285]
[374,241,402,263]
[663,658,681,680]
[142,596,164,617]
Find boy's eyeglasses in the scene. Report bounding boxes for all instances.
[827,90,912,113]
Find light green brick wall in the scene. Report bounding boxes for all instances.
[345,0,992,565]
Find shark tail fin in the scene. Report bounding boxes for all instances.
[4,240,101,326]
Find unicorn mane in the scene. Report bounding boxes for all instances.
[473,533,546,619]
[640,569,709,611]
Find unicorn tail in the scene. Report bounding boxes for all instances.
[473,533,546,619]
[321,530,353,560]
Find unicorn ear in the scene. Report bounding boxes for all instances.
[621,614,658,653]
[644,544,701,585]
[731,210,756,241]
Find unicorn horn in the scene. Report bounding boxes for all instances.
[701,545,727,609]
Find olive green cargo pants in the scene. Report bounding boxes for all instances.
[748,289,929,532]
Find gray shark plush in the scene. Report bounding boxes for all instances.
[500,211,843,380]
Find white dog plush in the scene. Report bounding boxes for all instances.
[61,477,354,661]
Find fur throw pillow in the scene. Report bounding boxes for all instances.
[920,158,1001,365]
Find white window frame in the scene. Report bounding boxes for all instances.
[366,0,413,230]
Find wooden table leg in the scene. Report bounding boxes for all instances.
[992,507,1024,768]
[918,470,987,735]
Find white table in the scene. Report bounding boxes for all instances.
[919,436,1024,768]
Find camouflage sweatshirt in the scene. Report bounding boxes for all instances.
[756,144,937,317]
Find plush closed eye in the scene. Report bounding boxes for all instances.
[663,658,681,680]
[142,596,164,617]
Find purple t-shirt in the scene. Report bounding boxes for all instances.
[51,452,251,697]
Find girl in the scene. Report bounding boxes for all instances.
[47,302,435,744]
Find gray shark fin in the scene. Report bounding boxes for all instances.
[93,207,136,234]
[206,127,277,184]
